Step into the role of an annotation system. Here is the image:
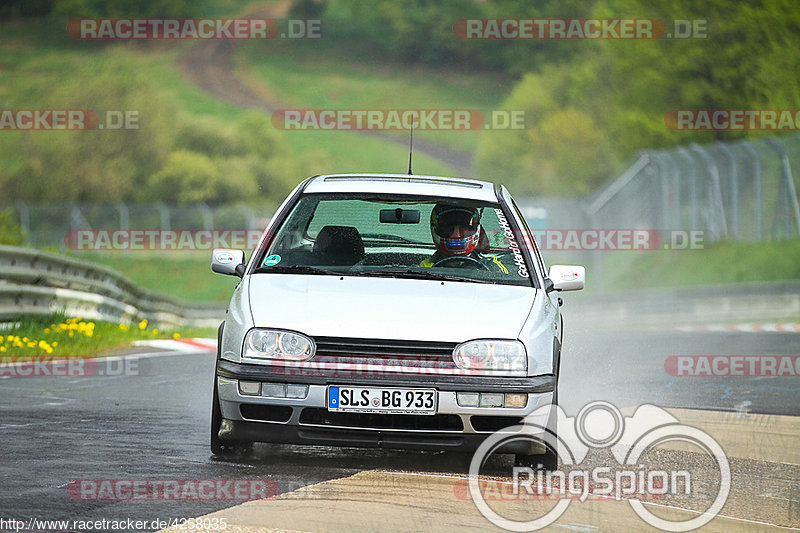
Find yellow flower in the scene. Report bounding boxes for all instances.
[172,333,181,339]
[44,328,50,334]
[119,323,129,332]
[0,346,5,352]
[138,319,148,330]
[68,331,74,338]
[152,329,158,335]
[0,336,4,342]
[85,330,93,337]
[27,341,36,348]
[23,337,29,342]
[52,342,58,347]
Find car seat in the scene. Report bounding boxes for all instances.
[313,225,365,266]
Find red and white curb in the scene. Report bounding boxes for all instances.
[676,323,800,333]
[132,338,216,352]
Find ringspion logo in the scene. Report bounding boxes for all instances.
[468,401,730,531]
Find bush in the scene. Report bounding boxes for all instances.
[0,208,25,246]
[0,47,176,203]
[148,150,259,205]
[474,70,615,196]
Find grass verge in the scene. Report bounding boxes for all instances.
[1,314,215,357]
[603,239,800,291]
[237,37,513,172]
[75,251,238,303]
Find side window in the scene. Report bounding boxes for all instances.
[509,198,546,274]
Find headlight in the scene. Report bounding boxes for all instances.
[453,340,527,374]
[243,329,314,361]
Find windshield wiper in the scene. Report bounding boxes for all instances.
[253,265,340,275]
[355,268,491,283]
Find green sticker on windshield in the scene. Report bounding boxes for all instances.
[264,254,281,266]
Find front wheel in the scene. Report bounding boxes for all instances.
[514,444,558,471]
[515,399,559,471]
[210,378,251,457]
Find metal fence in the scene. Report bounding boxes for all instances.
[513,133,800,292]
[513,134,800,245]
[0,245,224,327]
[587,134,800,241]
[2,134,798,252]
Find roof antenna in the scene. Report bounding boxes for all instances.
[407,120,414,175]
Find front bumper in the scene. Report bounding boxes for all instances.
[215,359,555,453]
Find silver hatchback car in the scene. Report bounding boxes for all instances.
[210,173,584,467]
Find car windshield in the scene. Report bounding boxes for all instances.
[256,193,534,287]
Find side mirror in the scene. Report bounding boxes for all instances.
[212,248,246,278]
[547,265,585,292]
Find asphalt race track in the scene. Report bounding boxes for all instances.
[1,320,798,532]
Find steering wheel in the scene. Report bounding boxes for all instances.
[432,255,491,270]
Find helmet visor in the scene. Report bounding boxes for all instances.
[432,207,479,238]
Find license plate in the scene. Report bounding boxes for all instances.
[327,386,437,415]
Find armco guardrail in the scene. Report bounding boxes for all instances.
[568,280,800,327]
[0,245,225,328]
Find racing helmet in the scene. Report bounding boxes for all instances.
[430,203,481,256]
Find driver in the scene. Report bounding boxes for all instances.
[420,202,509,273]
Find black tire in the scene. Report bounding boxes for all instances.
[210,380,252,457]
[210,378,226,455]
[210,322,250,457]
[515,382,560,471]
[514,444,558,471]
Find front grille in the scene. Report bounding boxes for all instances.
[470,415,524,432]
[299,408,464,431]
[240,404,293,423]
[313,337,457,360]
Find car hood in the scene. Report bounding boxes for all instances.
[247,274,536,343]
